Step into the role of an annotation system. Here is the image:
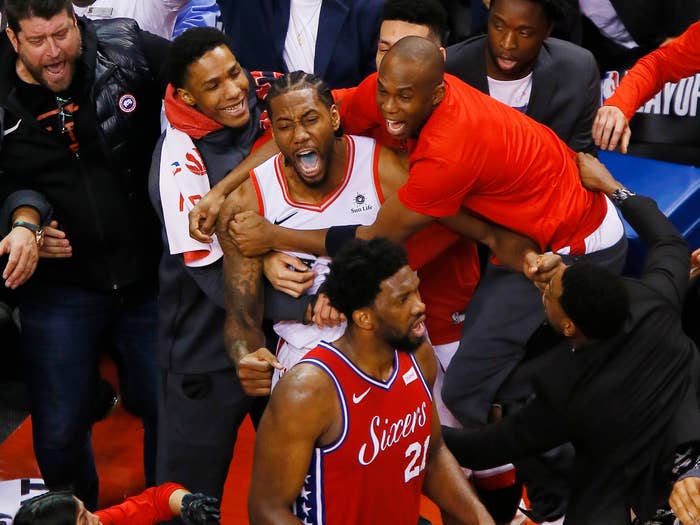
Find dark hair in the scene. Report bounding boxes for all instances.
[559,262,629,340]
[167,27,232,89]
[324,238,408,320]
[266,71,342,137]
[13,491,78,525]
[489,0,567,22]
[382,0,448,45]
[5,0,73,33]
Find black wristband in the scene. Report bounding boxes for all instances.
[325,224,360,257]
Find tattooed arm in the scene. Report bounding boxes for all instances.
[216,182,283,396]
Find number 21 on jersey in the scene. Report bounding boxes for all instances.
[404,436,431,483]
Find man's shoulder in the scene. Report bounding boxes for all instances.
[446,35,486,68]
[273,359,338,407]
[445,38,488,89]
[91,16,142,43]
[539,37,597,72]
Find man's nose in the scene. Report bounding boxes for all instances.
[501,30,517,50]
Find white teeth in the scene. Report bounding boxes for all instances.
[386,120,406,132]
[223,100,244,112]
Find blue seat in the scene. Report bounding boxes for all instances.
[598,151,700,276]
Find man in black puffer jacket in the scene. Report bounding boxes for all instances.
[0,0,169,509]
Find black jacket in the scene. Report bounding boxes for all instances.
[446,36,600,154]
[0,18,170,291]
[579,0,700,70]
[148,78,264,372]
[444,195,700,524]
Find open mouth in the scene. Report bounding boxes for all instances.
[385,119,408,137]
[220,98,247,118]
[411,316,426,338]
[295,149,321,176]
[497,57,518,71]
[45,60,67,79]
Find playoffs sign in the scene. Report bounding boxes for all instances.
[602,70,700,151]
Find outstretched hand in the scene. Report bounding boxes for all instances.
[180,492,221,525]
[189,189,226,243]
[592,105,631,153]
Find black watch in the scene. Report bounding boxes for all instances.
[611,187,635,205]
[12,220,44,247]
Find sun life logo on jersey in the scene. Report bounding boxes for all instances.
[351,192,373,214]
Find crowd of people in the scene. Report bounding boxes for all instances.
[0,0,699,524]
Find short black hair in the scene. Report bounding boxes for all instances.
[324,238,408,321]
[382,0,448,45]
[13,491,77,525]
[559,262,629,340]
[490,0,567,23]
[5,0,73,33]
[167,27,232,89]
[266,71,342,137]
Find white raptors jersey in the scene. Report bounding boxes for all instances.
[250,135,384,386]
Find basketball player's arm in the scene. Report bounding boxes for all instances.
[414,343,495,525]
[218,182,282,396]
[190,138,280,242]
[232,194,558,283]
[249,365,338,525]
[230,192,437,257]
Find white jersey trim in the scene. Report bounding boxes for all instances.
[297,357,349,454]
[318,341,399,390]
[409,353,433,402]
[252,135,359,215]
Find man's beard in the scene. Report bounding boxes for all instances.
[387,332,424,354]
[20,41,81,93]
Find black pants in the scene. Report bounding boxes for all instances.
[156,369,252,506]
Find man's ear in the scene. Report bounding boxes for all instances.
[330,104,340,132]
[6,27,20,54]
[352,307,374,331]
[176,87,196,107]
[432,82,445,107]
[439,46,446,62]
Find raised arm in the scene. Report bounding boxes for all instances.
[593,21,700,152]
[577,153,689,307]
[231,189,557,284]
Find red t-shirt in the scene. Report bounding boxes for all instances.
[95,483,183,525]
[334,86,480,345]
[605,21,700,119]
[337,73,608,255]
